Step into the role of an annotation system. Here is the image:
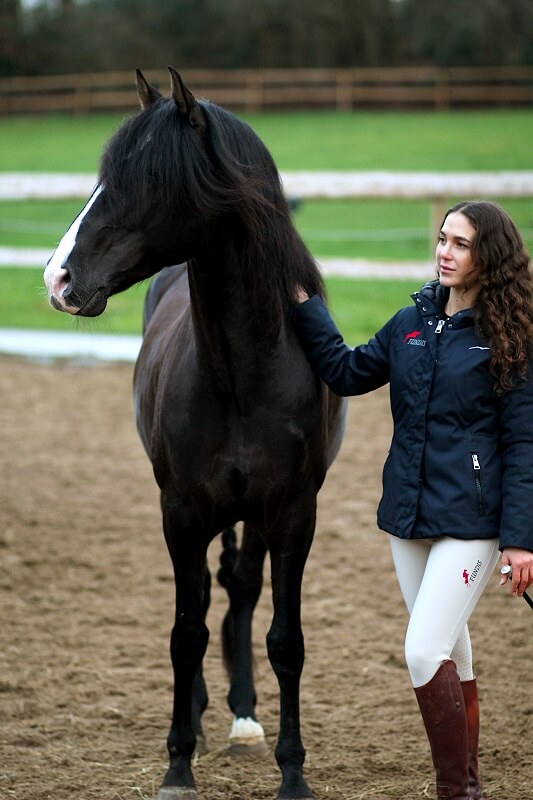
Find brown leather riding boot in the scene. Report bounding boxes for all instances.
[414,660,470,800]
[461,678,484,800]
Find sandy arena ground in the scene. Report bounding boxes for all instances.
[1,353,531,800]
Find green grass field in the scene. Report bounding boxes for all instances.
[1,109,532,171]
[0,267,417,345]
[1,108,532,339]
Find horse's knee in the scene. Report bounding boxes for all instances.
[266,626,304,677]
[170,621,209,670]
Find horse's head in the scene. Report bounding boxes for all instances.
[44,67,211,316]
[45,67,324,320]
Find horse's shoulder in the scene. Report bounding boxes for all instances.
[144,264,189,328]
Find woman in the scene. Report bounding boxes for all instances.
[293,200,533,799]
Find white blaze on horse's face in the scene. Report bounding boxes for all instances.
[44,185,103,313]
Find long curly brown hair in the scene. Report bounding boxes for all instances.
[443,200,533,392]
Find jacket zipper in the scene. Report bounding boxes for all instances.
[435,319,446,333]
[471,453,484,514]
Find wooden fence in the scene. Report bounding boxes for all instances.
[1,66,532,115]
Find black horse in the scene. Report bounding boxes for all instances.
[44,68,347,800]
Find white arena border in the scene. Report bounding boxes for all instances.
[0,244,434,279]
[2,171,533,200]
[0,257,434,362]
[0,328,142,363]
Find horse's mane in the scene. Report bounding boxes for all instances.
[99,97,326,314]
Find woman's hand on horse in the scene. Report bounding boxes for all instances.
[500,546,533,596]
[294,285,310,304]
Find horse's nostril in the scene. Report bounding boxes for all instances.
[51,267,71,299]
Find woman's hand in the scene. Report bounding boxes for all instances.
[500,547,533,596]
[294,285,310,304]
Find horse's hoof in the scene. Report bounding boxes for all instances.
[228,738,269,757]
[278,777,314,800]
[278,795,314,800]
[228,716,268,758]
[156,787,197,800]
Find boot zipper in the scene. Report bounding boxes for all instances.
[471,453,484,514]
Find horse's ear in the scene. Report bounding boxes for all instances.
[136,69,162,110]
[168,66,206,132]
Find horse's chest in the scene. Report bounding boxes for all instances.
[165,411,309,497]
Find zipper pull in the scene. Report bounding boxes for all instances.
[435,319,445,334]
[472,454,481,470]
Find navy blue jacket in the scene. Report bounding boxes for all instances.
[295,281,533,551]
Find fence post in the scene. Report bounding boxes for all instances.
[335,70,353,111]
[73,86,91,115]
[245,72,263,113]
[430,198,446,257]
[434,69,451,111]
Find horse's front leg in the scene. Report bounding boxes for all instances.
[217,524,268,756]
[266,499,317,800]
[157,498,210,800]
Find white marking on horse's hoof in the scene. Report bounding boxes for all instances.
[228,716,268,757]
[156,787,197,800]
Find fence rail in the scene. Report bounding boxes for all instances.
[1,171,532,258]
[1,66,532,114]
[2,170,532,200]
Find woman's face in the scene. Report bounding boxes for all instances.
[436,211,479,293]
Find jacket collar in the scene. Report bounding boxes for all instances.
[412,279,447,313]
[412,279,475,324]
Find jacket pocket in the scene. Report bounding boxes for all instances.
[467,435,502,519]
[470,452,484,515]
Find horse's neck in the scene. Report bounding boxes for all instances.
[188,240,285,385]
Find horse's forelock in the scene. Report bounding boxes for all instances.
[99,99,205,217]
[100,98,278,223]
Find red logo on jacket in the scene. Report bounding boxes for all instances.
[403,330,422,342]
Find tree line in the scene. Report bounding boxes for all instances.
[1,0,532,78]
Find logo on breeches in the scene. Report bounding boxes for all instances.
[463,561,483,587]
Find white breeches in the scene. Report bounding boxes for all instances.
[389,535,500,688]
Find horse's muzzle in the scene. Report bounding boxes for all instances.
[48,285,107,317]
[74,288,108,317]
